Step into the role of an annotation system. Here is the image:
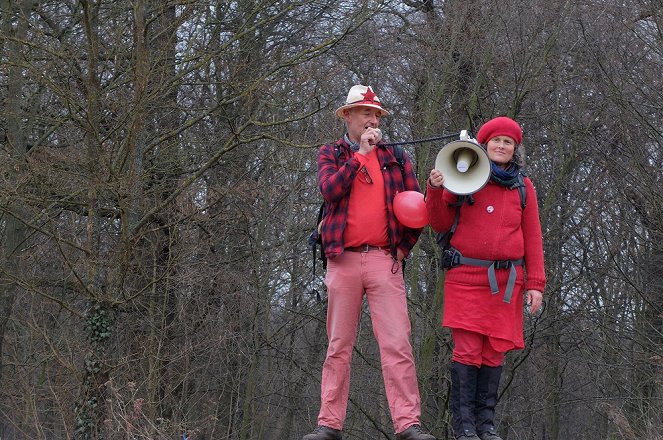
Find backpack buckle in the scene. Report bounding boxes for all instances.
[441,248,461,269]
[307,230,319,249]
[493,260,511,270]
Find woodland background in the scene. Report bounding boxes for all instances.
[0,1,661,439]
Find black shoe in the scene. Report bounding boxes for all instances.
[395,424,436,440]
[302,425,342,440]
[456,435,480,440]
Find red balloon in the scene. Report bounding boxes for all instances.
[393,191,428,228]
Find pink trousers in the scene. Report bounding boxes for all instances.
[318,249,421,434]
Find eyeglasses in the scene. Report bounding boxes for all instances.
[358,166,373,184]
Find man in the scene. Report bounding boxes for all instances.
[303,85,435,440]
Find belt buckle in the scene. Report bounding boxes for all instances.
[360,244,371,252]
[494,260,511,270]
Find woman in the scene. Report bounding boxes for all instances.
[426,116,546,440]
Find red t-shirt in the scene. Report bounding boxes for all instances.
[343,149,389,248]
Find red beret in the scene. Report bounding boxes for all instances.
[476,116,522,145]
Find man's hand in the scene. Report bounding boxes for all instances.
[358,127,381,155]
[397,248,406,261]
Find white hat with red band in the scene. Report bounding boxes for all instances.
[335,85,390,118]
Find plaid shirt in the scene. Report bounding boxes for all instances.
[317,137,423,259]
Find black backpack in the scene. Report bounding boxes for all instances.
[308,144,406,275]
[436,172,527,257]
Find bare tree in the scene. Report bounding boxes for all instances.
[0,0,661,439]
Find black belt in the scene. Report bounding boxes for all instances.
[345,244,390,253]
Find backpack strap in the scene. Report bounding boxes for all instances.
[392,145,405,169]
[512,172,527,209]
[435,194,473,251]
[308,203,326,274]
[310,142,344,276]
[391,145,408,182]
[391,144,408,278]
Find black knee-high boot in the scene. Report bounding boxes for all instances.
[475,365,503,440]
[450,362,480,439]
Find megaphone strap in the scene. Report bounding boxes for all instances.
[382,132,461,147]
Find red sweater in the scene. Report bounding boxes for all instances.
[426,178,546,350]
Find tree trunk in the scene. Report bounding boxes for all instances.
[0,3,32,436]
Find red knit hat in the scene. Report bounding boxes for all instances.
[476,116,522,145]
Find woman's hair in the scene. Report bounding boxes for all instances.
[512,144,526,168]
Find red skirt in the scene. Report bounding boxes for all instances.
[442,273,526,352]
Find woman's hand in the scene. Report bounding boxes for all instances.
[526,290,543,315]
[429,169,445,188]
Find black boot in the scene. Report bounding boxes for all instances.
[475,365,503,440]
[450,362,480,440]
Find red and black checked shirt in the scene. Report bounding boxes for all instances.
[317,137,423,259]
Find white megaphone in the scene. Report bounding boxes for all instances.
[434,130,490,195]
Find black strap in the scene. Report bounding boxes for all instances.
[435,195,473,251]
[392,144,405,169]
[512,172,527,209]
[309,204,326,274]
[383,132,461,147]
